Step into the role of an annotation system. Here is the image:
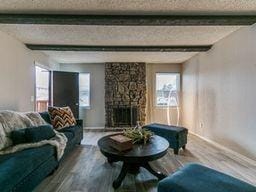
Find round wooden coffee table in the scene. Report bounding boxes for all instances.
[98,134,169,189]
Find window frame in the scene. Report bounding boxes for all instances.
[79,72,91,108]
[155,72,180,107]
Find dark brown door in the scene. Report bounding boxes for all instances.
[52,71,79,118]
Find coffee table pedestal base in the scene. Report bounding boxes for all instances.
[112,162,167,189]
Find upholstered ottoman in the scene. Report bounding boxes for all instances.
[158,163,256,192]
[143,123,188,154]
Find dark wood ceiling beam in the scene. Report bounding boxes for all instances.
[25,44,212,52]
[0,14,256,26]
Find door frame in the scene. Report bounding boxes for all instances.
[34,62,51,111]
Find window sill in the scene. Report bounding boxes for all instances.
[79,106,91,109]
[155,105,179,109]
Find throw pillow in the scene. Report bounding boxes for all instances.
[48,106,76,130]
[25,125,56,143]
[0,110,34,150]
[10,125,56,144]
[10,129,27,145]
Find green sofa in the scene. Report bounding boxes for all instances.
[0,112,83,192]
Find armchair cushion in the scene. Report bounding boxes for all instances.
[158,163,256,192]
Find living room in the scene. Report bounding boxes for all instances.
[0,1,256,192]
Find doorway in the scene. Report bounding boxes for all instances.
[35,65,50,112]
[52,71,79,118]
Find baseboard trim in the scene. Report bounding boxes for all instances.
[83,127,104,129]
[189,131,256,166]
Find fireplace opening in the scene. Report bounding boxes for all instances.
[113,106,138,127]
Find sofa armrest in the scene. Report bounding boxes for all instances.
[76,119,83,127]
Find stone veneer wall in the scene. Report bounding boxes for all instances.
[105,62,146,127]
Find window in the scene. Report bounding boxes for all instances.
[156,73,180,107]
[35,66,50,112]
[79,73,90,107]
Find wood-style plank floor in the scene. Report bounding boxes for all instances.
[34,131,256,192]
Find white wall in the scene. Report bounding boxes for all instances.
[182,25,256,160]
[146,63,182,125]
[0,31,59,112]
[60,63,105,127]
[60,63,182,127]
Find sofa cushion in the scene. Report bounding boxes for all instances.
[48,106,76,130]
[58,125,82,139]
[63,131,75,142]
[58,126,76,134]
[158,163,256,192]
[0,145,56,192]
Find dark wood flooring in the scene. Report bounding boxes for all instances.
[34,131,256,192]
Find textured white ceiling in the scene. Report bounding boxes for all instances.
[0,25,241,45]
[42,51,198,64]
[0,24,242,63]
[0,0,251,63]
[0,0,255,15]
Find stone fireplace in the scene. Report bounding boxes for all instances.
[105,63,146,127]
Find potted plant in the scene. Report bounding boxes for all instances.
[123,122,153,144]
